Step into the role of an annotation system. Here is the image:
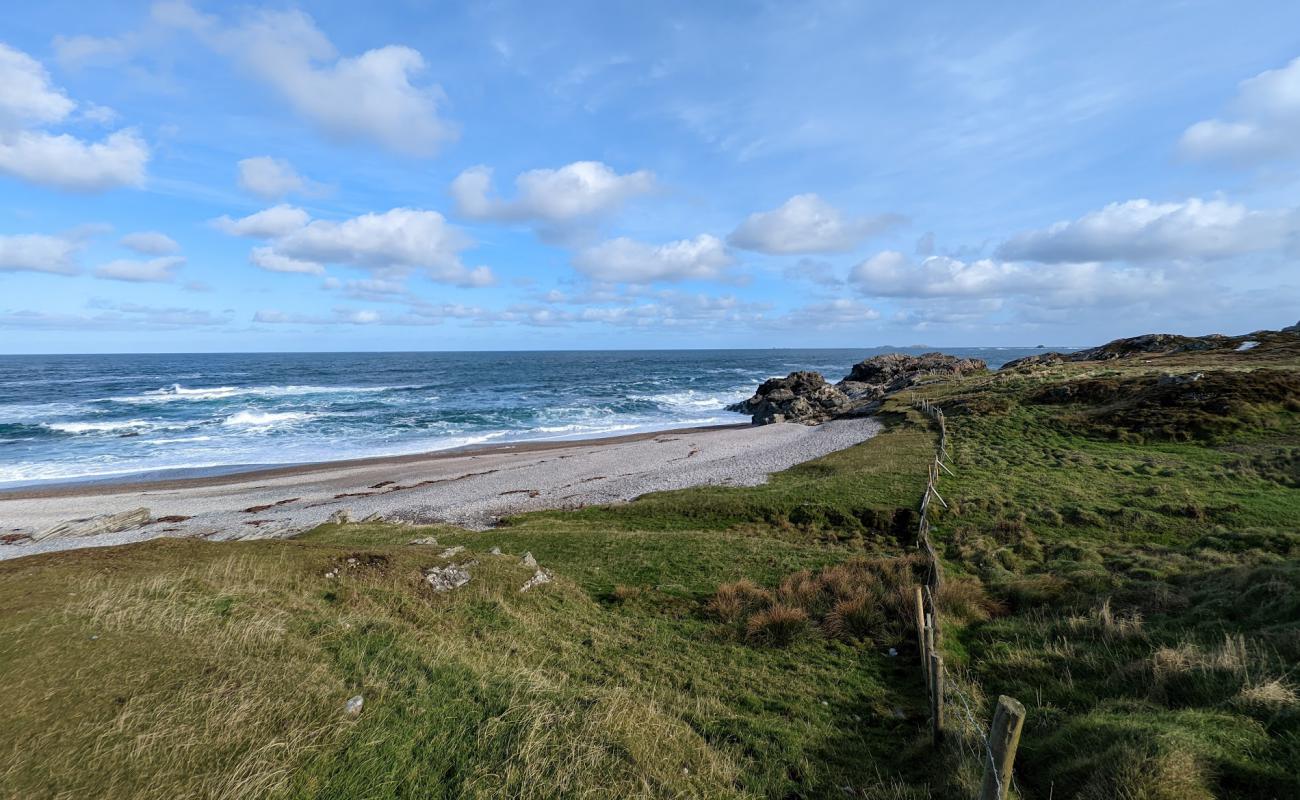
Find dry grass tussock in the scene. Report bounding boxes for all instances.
[711,555,992,646]
[1068,597,1146,641]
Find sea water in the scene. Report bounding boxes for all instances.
[0,348,1045,487]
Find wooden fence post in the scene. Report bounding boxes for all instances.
[914,585,927,678]
[929,653,944,744]
[978,695,1026,800]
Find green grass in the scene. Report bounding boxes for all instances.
[1,338,1297,798]
[0,415,941,800]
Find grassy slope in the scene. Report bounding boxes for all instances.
[1,338,1297,799]
[0,416,939,800]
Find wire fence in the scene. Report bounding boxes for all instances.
[909,394,1025,800]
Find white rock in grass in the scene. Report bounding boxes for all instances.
[328,509,352,525]
[439,545,465,558]
[408,536,439,545]
[424,564,471,592]
[344,695,364,716]
[520,568,552,592]
[489,546,502,555]
[521,551,538,568]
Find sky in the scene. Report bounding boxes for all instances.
[1,0,1299,353]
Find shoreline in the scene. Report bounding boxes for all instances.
[0,417,882,560]
[0,423,749,500]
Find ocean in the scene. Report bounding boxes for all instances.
[0,348,1044,487]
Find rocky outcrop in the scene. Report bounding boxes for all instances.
[730,353,988,425]
[33,507,151,542]
[1002,326,1300,370]
[839,353,987,396]
[729,371,854,425]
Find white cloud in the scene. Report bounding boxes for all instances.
[212,204,311,238]
[162,3,455,156]
[0,44,76,126]
[249,246,324,275]
[849,250,1173,308]
[773,298,882,328]
[237,156,309,200]
[997,198,1300,263]
[1180,56,1300,164]
[0,233,82,275]
[572,234,735,283]
[451,161,655,222]
[0,44,148,191]
[120,231,180,255]
[94,256,185,283]
[728,193,904,254]
[0,129,149,191]
[270,208,493,287]
[0,302,229,329]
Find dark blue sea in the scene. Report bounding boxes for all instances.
[0,348,1043,487]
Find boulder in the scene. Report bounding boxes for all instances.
[728,371,853,425]
[424,564,472,592]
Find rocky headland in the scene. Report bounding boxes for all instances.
[731,322,1300,425]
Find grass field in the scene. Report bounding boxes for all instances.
[1,334,1297,799]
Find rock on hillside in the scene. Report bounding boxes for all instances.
[1002,324,1300,370]
[837,352,987,400]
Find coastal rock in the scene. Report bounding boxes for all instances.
[728,371,853,425]
[1283,321,1299,333]
[34,507,151,542]
[1001,352,1068,370]
[328,509,352,525]
[838,353,987,393]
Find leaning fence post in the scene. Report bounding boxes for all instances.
[929,653,944,744]
[978,695,1026,800]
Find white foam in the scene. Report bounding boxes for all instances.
[223,411,316,427]
[43,420,156,434]
[109,383,412,404]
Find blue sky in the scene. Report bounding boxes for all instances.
[2,0,1299,353]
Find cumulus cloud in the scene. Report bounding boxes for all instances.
[237,156,310,199]
[120,231,180,255]
[0,43,148,191]
[451,161,656,222]
[728,194,905,254]
[212,204,312,238]
[0,233,83,275]
[572,235,735,283]
[1179,56,1300,164]
[94,256,186,283]
[849,250,1173,308]
[269,208,492,287]
[997,198,1300,263]
[161,2,455,156]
